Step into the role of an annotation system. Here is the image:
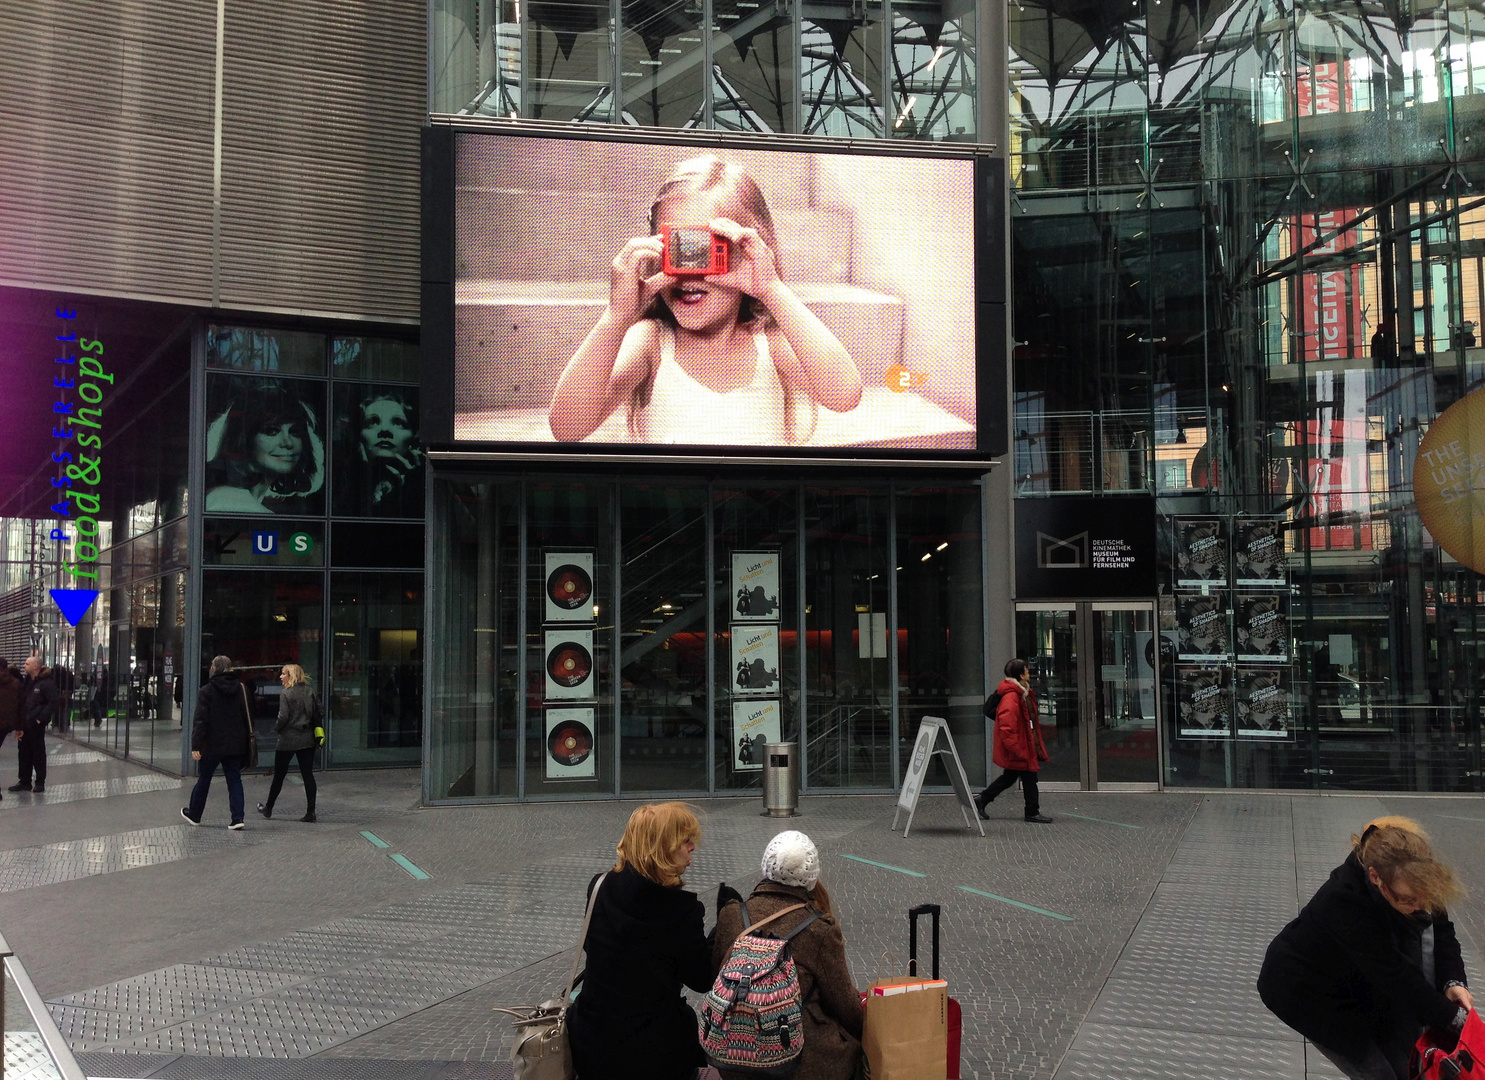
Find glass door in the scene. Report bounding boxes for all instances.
[1015,601,1161,789]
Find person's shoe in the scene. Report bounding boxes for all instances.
[973,793,991,820]
[180,807,201,826]
[32,782,44,794]
[257,802,272,819]
[228,820,246,831]
[8,782,31,792]
[300,811,316,823]
[1025,813,1054,824]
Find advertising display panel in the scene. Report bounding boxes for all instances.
[440,126,989,458]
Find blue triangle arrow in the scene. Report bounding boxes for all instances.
[50,589,99,627]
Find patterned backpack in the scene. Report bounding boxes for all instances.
[700,899,820,1076]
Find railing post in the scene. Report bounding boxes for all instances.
[0,928,12,1080]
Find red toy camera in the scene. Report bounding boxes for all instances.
[661,226,729,277]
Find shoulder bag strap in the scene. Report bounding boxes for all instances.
[741,901,810,936]
[240,685,253,732]
[561,872,607,1009]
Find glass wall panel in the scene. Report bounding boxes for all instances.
[527,479,616,794]
[329,573,425,767]
[713,484,799,791]
[206,326,326,376]
[895,483,985,784]
[618,481,708,793]
[620,0,706,127]
[429,478,522,799]
[331,337,420,383]
[802,485,892,788]
[712,0,795,132]
[201,570,324,758]
[801,0,886,137]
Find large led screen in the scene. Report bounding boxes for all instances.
[452,132,980,452]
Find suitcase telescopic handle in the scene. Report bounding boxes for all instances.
[908,903,941,980]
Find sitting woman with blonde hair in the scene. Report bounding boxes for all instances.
[568,802,713,1080]
[1259,816,1473,1080]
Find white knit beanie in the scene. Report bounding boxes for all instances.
[761,830,820,890]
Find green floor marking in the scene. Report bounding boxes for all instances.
[390,854,430,880]
[360,831,390,848]
[1059,811,1143,830]
[957,885,1073,921]
[840,854,926,878]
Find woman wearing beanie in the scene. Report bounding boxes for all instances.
[568,802,713,1080]
[1258,816,1473,1080]
[712,831,863,1080]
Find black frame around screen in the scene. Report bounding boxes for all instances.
[421,120,1006,464]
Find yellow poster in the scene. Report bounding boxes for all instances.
[1413,386,1485,572]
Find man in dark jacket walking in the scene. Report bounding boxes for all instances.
[0,659,24,801]
[12,657,59,794]
[184,655,251,829]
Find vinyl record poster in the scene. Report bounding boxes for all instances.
[731,551,781,622]
[1174,518,1228,587]
[1177,665,1232,739]
[732,698,782,773]
[1235,593,1289,662]
[731,624,781,696]
[1235,667,1292,741]
[545,552,595,624]
[545,707,597,779]
[1234,519,1286,587]
[544,630,596,700]
[1176,592,1231,661]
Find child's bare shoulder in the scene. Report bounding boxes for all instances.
[614,319,662,384]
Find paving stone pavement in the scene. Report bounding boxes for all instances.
[0,733,1481,1079]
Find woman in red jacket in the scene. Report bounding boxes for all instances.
[974,658,1052,823]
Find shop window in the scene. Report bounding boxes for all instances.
[331,337,419,383]
[208,326,326,376]
[329,572,424,767]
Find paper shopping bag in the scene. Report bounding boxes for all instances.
[862,976,948,1080]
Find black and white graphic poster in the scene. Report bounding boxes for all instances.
[1234,519,1286,587]
[732,699,782,772]
[731,624,781,696]
[731,552,781,622]
[1235,668,1292,741]
[1235,593,1289,662]
[1176,592,1231,661]
[544,552,595,624]
[1174,518,1228,587]
[1177,665,1232,739]
[545,707,597,779]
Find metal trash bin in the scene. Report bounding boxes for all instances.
[762,742,799,817]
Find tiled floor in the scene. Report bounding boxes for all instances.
[0,732,1481,1079]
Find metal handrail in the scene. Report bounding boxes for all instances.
[1,928,87,1080]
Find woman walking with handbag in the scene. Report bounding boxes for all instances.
[567,802,714,1080]
[258,664,320,823]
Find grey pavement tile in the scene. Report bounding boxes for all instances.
[0,774,182,811]
[1054,1024,1306,1079]
[0,827,274,894]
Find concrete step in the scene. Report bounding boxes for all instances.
[454,279,902,413]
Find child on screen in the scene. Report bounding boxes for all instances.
[548,156,862,445]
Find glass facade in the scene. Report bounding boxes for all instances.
[1011,0,1485,790]
[426,471,988,800]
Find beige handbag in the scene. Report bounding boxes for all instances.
[494,872,606,1080]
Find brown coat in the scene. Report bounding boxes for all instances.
[0,667,22,734]
[712,881,863,1080]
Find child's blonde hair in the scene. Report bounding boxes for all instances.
[1351,816,1463,912]
[614,802,701,887]
[630,156,785,434]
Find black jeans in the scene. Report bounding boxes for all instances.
[264,748,317,813]
[190,754,245,823]
[980,768,1039,817]
[17,719,47,785]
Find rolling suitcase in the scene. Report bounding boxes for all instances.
[1413,1009,1484,1079]
[908,904,963,1080]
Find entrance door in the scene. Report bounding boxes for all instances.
[1015,601,1161,789]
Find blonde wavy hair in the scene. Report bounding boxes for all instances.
[1351,816,1464,913]
[281,663,309,688]
[614,802,701,888]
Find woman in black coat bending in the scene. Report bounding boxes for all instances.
[1258,816,1474,1080]
[569,802,713,1080]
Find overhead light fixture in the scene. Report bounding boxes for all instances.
[921,553,932,562]
[936,542,948,551]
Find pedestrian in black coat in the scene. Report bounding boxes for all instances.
[568,802,713,1080]
[1258,817,1473,1080]
[12,658,59,793]
[184,655,252,829]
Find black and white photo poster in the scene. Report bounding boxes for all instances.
[732,699,782,772]
[1177,666,1232,739]
[1234,519,1286,586]
[731,624,781,696]
[1176,592,1231,661]
[1174,518,1228,587]
[1235,668,1292,741]
[731,551,781,622]
[1235,593,1289,662]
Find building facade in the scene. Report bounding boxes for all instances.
[0,0,1480,797]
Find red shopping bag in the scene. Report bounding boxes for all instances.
[1413,1009,1484,1079]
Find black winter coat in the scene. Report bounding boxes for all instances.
[0,667,23,733]
[1258,852,1467,1064]
[568,865,712,1080]
[22,670,60,726]
[191,673,251,758]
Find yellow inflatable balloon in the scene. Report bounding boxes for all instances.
[1413,386,1485,573]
